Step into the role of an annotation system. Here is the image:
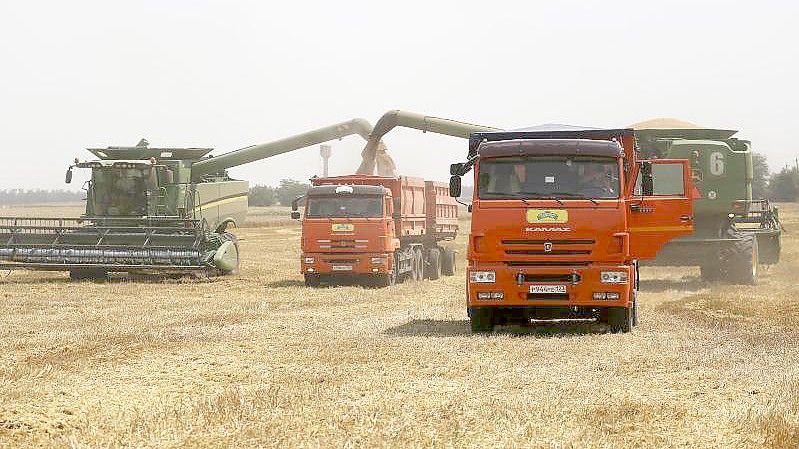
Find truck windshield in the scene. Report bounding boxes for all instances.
[306,195,384,218]
[478,156,620,200]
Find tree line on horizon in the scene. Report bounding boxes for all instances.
[0,189,84,205]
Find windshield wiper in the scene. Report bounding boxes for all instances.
[548,192,600,206]
[481,192,530,205]
[518,192,564,205]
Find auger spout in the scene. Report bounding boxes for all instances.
[192,118,376,181]
[356,110,501,175]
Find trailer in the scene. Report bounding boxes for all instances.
[292,175,458,287]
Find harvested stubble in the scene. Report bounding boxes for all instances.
[0,204,797,448]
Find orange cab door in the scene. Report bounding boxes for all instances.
[628,159,694,260]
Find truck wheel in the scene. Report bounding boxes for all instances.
[375,266,396,287]
[427,248,442,280]
[469,307,494,333]
[607,307,632,333]
[304,274,321,287]
[719,233,758,285]
[441,248,456,276]
[69,269,108,281]
[413,248,424,281]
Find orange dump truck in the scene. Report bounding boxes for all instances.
[448,126,695,332]
[292,175,458,287]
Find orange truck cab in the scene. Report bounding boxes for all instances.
[292,175,458,287]
[448,126,694,333]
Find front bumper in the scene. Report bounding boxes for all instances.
[301,253,393,276]
[467,263,633,308]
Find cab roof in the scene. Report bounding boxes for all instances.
[86,147,214,161]
[306,184,387,197]
[478,139,623,159]
[469,124,633,157]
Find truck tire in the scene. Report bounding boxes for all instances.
[469,307,494,333]
[375,263,397,287]
[632,294,639,327]
[441,248,456,276]
[413,248,424,281]
[719,233,758,285]
[607,307,632,333]
[427,247,442,280]
[304,274,321,287]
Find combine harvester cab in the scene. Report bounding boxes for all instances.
[449,125,695,333]
[293,175,458,287]
[632,119,782,284]
[0,119,380,280]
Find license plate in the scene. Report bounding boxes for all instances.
[332,265,353,271]
[529,284,567,294]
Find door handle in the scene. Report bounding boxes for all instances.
[679,215,692,222]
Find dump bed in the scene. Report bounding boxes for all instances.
[425,181,458,239]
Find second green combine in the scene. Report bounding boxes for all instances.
[632,118,781,284]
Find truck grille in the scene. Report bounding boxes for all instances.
[318,239,369,249]
[502,238,594,257]
[505,261,590,267]
[502,239,595,245]
[506,249,590,255]
[323,258,357,264]
[524,273,581,283]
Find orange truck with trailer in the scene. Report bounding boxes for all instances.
[448,126,695,332]
[291,175,458,287]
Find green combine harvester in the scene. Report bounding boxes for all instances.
[0,119,382,279]
[633,118,782,284]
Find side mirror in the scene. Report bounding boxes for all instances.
[450,163,465,176]
[65,168,73,184]
[290,211,301,220]
[291,195,303,212]
[449,175,462,198]
[640,162,654,196]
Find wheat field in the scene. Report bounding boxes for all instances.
[0,204,797,448]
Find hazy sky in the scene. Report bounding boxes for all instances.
[1,0,797,190]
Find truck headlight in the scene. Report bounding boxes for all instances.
[303,257,315,264]
[370,257,386,265]
[469,271,496,283]
[600,271,628,284]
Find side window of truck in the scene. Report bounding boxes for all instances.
[634,162,686,196]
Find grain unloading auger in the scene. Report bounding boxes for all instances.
[0,119,380,279]
[356,110,501,176]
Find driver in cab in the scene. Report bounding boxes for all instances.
[579,164,617,197]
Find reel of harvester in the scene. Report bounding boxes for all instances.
[0,216,238,279]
